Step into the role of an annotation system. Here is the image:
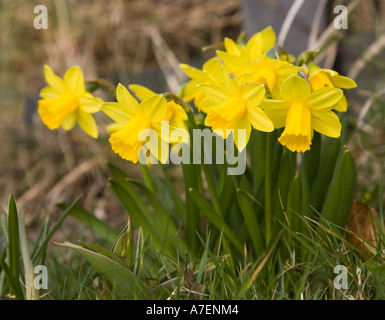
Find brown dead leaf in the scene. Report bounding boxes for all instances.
[347,201,383,258]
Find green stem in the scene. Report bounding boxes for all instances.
[140,164,155,193]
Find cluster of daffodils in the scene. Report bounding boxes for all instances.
[38,26,357,163]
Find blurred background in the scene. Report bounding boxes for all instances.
[0,0,384,238]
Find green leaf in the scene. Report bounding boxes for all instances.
[56,203,119,246]
[55,241,153,299]
[310,137,341,211]
[32,195,83,264]
[189,188,243,254]
[320,146,356,227]
[7,195,20,283]
[0,256,24,300]
[236,189,265,256]
[286,176,302,234]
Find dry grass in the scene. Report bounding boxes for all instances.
[0,0,240,235]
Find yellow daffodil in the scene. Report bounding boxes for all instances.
[217,26,276,71]
[101,84,170,163]
[260,75,343,153]
[308,61,357,112]
[128,84,188,132]
[38,65,102,138]
[179,57,221,109]
[197,66,274,151]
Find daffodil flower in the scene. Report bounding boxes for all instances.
[197,66,274,151]
[217,26,276,68]
[179,57,221,109]
[308,61,357,112]
[38,65,103,138]
[260,75,343,153]
[101,84,170,164]
[128,84,188,132]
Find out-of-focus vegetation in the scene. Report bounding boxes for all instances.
[0,0,240,236]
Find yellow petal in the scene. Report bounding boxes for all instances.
[141,94,167,122]
[197,83,227,104]
[79,92,103,113]
[101,102,131,125]
[245,26,276,60]
[64,66,85,96]
[311,111,341,138]
[129,84,156,101]
[279,74,311,101]
[224,37,242,56]
[259,99,290,129]
[306,87,343,111]
[218,66,239,96]
[106,122,124,134]
[240,82,265,106]
[233,117,251,152]
[44,65,64,92]
[246,106,274,132]
[179,63,205,80]
[77,109,98,138]
[216,50,250,75]
[334,94,348,112]
[116,83,141,115]
[40,86,60,99]
[329,73,357,89]
[62,113,77,131]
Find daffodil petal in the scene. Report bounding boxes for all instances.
[245,26,276,60]
[44,65,64,92]
[329,73,357,89]
[79,92,102,113]
[311,111,341,138]
[279,74,311,101]
[116,83,141,115]
[233,117,251,152]
[224,37,242,56]
[259,99,290,128]
[246,105,274,132]
[64,66,85,96]
[129,84,156,101]
[40,86,60,99]
[241,82,265,106]
[101,102,131,125]
[216,50,251,75]
[197,84,227,104]
[306,87,343,111]
[77,110,98,138]
[218,66,239,96]
[179,63,205,80]
[334,94,348,112]
[62,113,77,131]
[141,94,167,121]
[106,122,124,134]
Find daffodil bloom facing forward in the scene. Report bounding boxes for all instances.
[308,61,357,112]
[260,75,343,153]
[197,66,274,151]
[38,65,102,138]
[101,84,170,164]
